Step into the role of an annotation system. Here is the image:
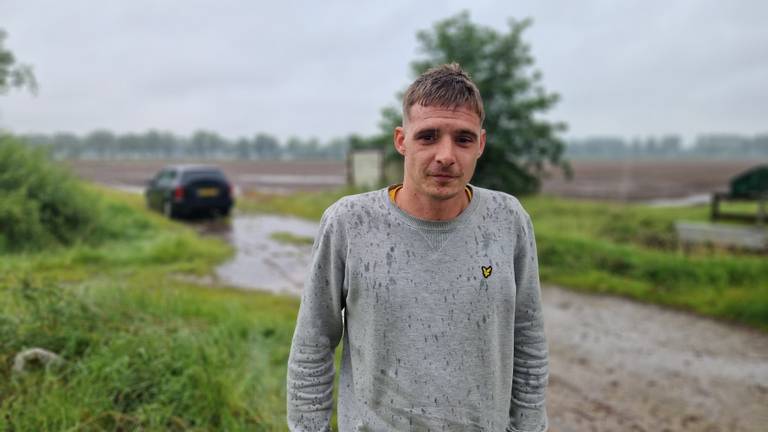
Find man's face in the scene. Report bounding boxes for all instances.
[394,104,486,202]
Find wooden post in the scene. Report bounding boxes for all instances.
[710,193,721,222]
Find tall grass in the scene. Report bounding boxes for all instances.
[0,196,298,430]
[0,135,150,253]
[0,276,298,431]
[0,140,300,430]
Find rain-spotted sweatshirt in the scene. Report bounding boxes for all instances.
[287,186,548,431]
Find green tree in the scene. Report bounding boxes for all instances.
[0,28,37,94]
[378,11,569,194]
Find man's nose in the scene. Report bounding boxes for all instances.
[434,137,456,166]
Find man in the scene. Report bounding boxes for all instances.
[287,63,548,431]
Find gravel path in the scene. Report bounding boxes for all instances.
[543,285,768,432]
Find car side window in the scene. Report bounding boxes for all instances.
[152,171,164,185]
[157,170,176,186]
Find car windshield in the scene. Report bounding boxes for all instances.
[181,169,226,182]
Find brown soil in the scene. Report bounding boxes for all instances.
[64,159,347,193]
[542,159,759,201]
[65,159,761,200]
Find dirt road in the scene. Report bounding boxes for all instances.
[543,285,768,432]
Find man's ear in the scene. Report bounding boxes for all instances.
[394,126,406,156]
[477,129,487,159]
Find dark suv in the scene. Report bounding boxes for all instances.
[145,165,234,218]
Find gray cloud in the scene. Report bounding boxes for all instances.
[1,0,766,143]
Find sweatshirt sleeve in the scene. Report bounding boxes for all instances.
[508,211,549,432]
[287,205,347,431]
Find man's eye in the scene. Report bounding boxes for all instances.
[418,133,436,142]
[457,136,474,145]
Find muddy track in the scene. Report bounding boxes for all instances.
[543,285,768,432]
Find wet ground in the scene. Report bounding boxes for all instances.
[543,286,768,432]
[192,215,317,295]
[195,214,768,432]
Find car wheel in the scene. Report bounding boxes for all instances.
[163,201,175,219]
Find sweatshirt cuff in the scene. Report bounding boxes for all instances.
[508,405,548,432]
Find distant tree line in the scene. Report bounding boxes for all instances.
[19,130,350,161]
[19,129,767,162]
[566,133,768,159]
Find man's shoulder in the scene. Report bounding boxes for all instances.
[321,188,386,222]
[472,186,529,217]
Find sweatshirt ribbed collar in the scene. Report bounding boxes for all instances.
[383,184,481,232]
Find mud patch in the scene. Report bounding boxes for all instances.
[195,215,317,295]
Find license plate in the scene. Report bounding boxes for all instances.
[197,187,219,198]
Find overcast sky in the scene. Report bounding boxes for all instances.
[1,0,766,144]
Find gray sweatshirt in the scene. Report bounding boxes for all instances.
[287,186,548,431]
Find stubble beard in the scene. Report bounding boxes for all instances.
[423,174,466,202]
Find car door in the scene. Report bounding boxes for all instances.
[146,171,164,210]
[158,169,178,206]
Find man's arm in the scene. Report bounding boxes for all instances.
[287,207,346,431]
[509,211,549,432]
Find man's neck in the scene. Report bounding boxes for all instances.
[395,183,469,221]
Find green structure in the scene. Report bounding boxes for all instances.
[712,164,768,225]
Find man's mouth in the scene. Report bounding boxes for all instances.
[429,173,459,181]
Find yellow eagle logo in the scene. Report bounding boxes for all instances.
[481,266,492,278]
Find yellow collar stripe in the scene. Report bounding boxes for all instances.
[388,184,472,203]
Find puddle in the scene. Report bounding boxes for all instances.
[194,215,318,295]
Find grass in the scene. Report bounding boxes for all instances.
[0,187,301,431]
[0,136,129,253]
[238,189,768,331]
[269,231,315,246]
[237,188,359,221]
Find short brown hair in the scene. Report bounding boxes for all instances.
[402,63,485,125]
